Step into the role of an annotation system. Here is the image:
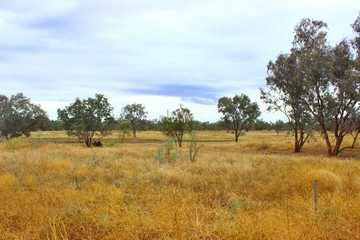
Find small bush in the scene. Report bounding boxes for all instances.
[105,142,116,148]
[189,133,200,162]
[154,137,179,163]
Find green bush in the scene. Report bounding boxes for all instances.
[154,137,179,163]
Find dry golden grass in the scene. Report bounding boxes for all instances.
[0,131,359,239]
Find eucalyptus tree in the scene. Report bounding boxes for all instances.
[348,14,360,149]
[292,18,360,156]
[57,94,115,147]
[261,51,315,152]
[0,93,49,140]
[121,103,147,138]
[161,105,194,147]
[218,94,260,142]
[262,18,360,155]
[352,14,360,61]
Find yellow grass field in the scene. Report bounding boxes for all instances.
[0,131,360,239]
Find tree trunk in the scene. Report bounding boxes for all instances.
[325,136,332,156]
[330,137,344,156]
[318,120,333,156]
[294,130,309,153]
[85,133,93,147]
[294,129,299,152]
[351,130,360,148]
[85,137,92,147]
[178,138,182,147]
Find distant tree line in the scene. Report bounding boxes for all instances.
[0,92,271,144]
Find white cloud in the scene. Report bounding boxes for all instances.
[0,0,358,122]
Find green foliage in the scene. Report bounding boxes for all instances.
[121,104,147,138]
[57,94,115,147]
[218,94,260,142]
[161,105,194,147]
[293,19,360,156]
[261,37,315,152]
[118,121,132,143]
[262,17,360,155]
[352,14,360,68]
[223,194,243,213]
[154,137,179,163]
[272,120,286,136]
[253,119,272,131]
[0,93,49,140]
[105,142,116,148]
[189,133,200,162]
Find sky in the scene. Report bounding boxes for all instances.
[0,0,359,122]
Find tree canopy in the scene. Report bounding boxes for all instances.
[57,94,115,147]
[0,93,49,140]
[120,103,147,138]
[262,17,360,156]
[161,105,194,147]
[261,40,315,152]
[218,94,260,142]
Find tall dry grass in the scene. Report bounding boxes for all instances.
[0,131,359,239]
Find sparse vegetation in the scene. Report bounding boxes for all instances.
[0,13,359,240]
[154,137,179,163]
[0,130,359,239]
[189,133,200,162]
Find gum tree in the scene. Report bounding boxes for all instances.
[0,93,49,140]
[218,94,260,142]
[121,103,147,138]
[161,105,194,147]
[57,94,115,147]
[292,18,359,156]
[261,51,315,152]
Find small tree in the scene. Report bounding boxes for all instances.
[261,50,315,152]
[121,104,147,138]
[189,133,200,162]
[217,94,260,142]
[57,94,114,147]
[118,121,131,143]
[161,105,194,147]
[272,120,286,136]
[0,93,49,140]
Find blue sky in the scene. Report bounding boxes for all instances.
[0,0,358,122]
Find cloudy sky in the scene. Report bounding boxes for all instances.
[0,0,358,122]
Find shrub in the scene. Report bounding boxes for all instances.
[154,137,179,163]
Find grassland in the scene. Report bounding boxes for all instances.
[0,131,360,239]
